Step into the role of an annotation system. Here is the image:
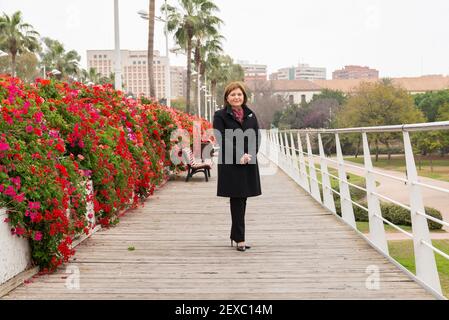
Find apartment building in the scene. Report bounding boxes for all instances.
[237,60,268,81]
[332,65,379,80]
[87,49,184,100]
[270,64,326,81]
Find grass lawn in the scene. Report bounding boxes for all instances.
[306,164,367,188]
[356,221,411,233]
[346,155,449,182]
[356,221,447,234]
[388,240,449,298]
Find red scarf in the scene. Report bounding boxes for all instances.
[232,107,244,124]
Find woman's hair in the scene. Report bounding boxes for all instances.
[223,81,248,108]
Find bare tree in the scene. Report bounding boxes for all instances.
[246,80,286,129]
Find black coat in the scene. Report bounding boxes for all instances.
[213,105,262,198]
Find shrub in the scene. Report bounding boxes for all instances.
[0,76,211,271]
[335,198,443,230]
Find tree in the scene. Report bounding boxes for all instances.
[247,79,286,129]
[195,33,223,115]
[272,89,346,130]
[214,55,244,106]
[336,81,425,161]
[39,37,80,80]
[163,0,222,114]
[0,51,39,82]
[204,52,224,106]
[78,67,101,84]
[0,11,40,77]
[310,88,347,106]
[99,72,115,86]
[414,89,449,122]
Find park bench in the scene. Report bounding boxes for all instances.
[182,147,213,182]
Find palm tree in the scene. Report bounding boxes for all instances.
[205,53,225,105]
[40,37,80,80]
[147,0,156,98]
[162,0,222,114]
[193,30,222,100]
[0,11,39,77]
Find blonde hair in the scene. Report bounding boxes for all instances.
[223,81,248,108]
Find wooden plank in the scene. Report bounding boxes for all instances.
[1,155,436,300]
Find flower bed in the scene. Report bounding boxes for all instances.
[0,75,211,272]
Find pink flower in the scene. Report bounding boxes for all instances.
[26,125,33,133]
[10,176,21,189]
[30,211,41,223]
[14,193,25,202]
[34,231,43,241]
[14,227,25,236]
[49,130,59,138]
[4,185,16,197]
[0,142,9,152]
[29,202,41,210]
[0,184,4,193]
[34,112,43,123]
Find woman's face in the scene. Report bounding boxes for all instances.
[226,88,244,108]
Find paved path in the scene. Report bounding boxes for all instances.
[1,156,434,299]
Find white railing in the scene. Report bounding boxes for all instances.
[261,121,449,298]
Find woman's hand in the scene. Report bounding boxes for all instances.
[239,153,252,165]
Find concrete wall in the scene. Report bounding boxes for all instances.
[0,208,32,285]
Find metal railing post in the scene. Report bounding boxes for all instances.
[279,131,286,171]
[283,132,293,178]
[362,132,389,254]
[318,134,336,213]
[306,133,322,203]
[403,131,442,294]
[289,132,302,186]
[274,129,281,166]
[335,133,356,228]
[297,133,310,193]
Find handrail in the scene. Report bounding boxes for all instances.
[262,124,449,298]
[279,120,449,134]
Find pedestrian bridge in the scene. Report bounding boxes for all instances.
[1,122,449,300]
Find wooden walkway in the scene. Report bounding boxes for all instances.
[1,156,434,299]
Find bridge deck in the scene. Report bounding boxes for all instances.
[2,157,434,299]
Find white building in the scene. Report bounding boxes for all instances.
[87,49,174,100]
[236,60,268,81]
[296,64,326,80]
[170,66,187,99]
[270,64,327,81]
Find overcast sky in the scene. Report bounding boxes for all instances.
[1,0,449,78]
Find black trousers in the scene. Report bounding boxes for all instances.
[230,197,247,243]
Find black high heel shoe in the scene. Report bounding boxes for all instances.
[236,245,246,252]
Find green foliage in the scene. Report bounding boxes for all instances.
[335,199,443,230]
[310,89,347,106]
[0,52,39,82]
[336,81,425,159]
[414,89,449,122]
[171,97,187,112]
[163,0,223,114]
[0,11,40,77]
[39,37,81,81]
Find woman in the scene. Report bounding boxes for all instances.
[213,82,262,252]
